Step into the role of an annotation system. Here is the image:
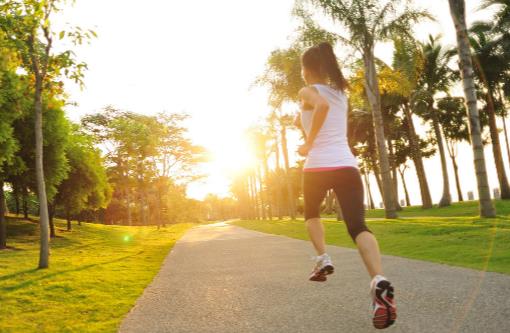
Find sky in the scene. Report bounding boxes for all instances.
[56,0,505,206]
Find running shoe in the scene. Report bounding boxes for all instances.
[309,253,334,282]
[370,276,397,329]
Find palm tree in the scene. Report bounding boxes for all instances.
[417,35,456,207]
[436,97,472,202]
[387,37,434,209]
[257,47,304,220]
[468,24,510,199]
[448,0,496,217]
[478,1,510,167]
[300,0,431,218]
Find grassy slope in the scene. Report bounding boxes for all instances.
[0,218,194,333]
[234,200,510,275]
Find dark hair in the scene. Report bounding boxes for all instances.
[301,42,349,91]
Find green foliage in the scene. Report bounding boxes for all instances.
[297,0,433,51]
[11,94,71,201]
[257,46,304,108]
[0,0,95,86]
[436,97,470,143]
[82,108,206,225]
[54,125,112,218]
[0,32,24,174]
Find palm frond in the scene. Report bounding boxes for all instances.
[378,9,434,41]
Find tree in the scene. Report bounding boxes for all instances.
[378,39,435,209]
[54,126,111,231]
[415,35,456,206]
[1,0,94,268]
[468,24,510,199]
[0,32,24,249]
[448,0,496,217]
[257,47,304,219]
[436,97,472,202]
[82,109,205,226]
[299,0,432,218]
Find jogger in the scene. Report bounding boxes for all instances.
[296,41,397,329]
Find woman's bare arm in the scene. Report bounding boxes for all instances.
[297,87,329,155]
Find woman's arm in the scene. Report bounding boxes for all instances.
[293,113,307,140]
[297,86,330,156]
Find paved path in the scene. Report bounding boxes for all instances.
[120,222,510,333]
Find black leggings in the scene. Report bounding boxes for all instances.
[303,167,371,242]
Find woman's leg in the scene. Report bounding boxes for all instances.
[333,169,396,328]
[355,231,383,278]
[306,217,326,255]
[303,172,328,255]
[332,168,383,278]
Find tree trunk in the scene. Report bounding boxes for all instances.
[363,172,375,209]
[485,90,510,198]
[325,190,334,214]
[48,203,56,238]
[334,194,343,222]
[257,166,267,220]
[274,141,283,220]
[0,180,7,249]
[398,168,411,206]
[13,185,20,216]
[22,186,28,219]
[449,0,495,217]
[432,112,452,206]
[263,158,273,220]
[281,125,296,219]
[446,139,464,202]
[386,139,402,211]
[403,104,432,208]
[34,74,50,268]
[125,188,132,226]
[369,147,384,206]
[502,114,510,168]
[496,89,510,168]
[363,50,397,218]
[249,173,260,220]
[66,206,72,231]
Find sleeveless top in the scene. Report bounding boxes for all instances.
[300,84,359,171]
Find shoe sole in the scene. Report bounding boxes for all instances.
[309,265,334,282]
[372,280,397,329]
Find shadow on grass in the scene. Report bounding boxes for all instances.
[1,250,145,292]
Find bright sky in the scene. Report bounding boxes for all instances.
[58,0,505,206]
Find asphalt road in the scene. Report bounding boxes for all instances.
[119,222,510,333]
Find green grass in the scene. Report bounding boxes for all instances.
[351,199,510,218]
[234,201,510,275]
[0,217,194,333]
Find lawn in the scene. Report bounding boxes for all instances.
[353,199,510,218]
[234,200,510,275]
[0,217,194,333]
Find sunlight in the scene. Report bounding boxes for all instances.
[208,133,257,175]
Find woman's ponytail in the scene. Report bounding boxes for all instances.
[317,42,349,91]
[302,42,349,91]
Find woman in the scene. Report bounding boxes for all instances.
[295,42,396,330]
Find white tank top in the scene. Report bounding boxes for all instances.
[300,84,359,170]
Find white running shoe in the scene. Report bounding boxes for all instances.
[309,253,335,282]
[370,275,397,329]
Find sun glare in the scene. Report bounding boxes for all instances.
[208,134,257,175]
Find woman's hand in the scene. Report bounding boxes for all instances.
[298,143,312,157]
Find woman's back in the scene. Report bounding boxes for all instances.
[300,84,358,170]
